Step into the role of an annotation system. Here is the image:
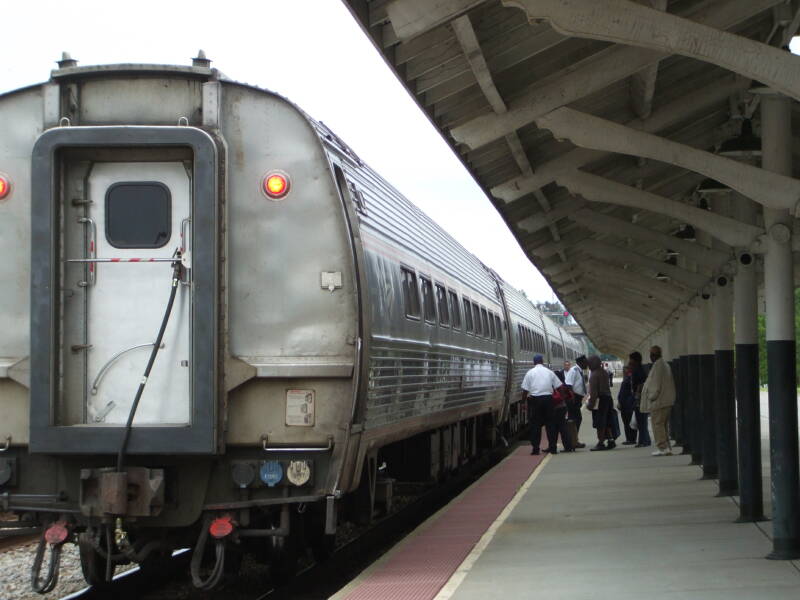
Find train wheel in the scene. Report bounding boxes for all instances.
[78,532,115,588]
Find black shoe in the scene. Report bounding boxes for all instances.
[531,448,540,455]
[575,442,586,449]
[563,447,576,452]
[544,448,558,454]
[622,441,636,446]
[607,440,616,449]
[590,443,608,451]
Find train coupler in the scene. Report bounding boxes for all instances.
[30,520,70,594]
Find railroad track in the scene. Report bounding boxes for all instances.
[52,441,517,600]
[0,525,40,553]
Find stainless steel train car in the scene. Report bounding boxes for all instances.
[0,55,587,591]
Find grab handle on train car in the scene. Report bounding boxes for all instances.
[77,217,97,287]
[260,435,334,453]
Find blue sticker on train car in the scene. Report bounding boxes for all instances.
[260,461,284,487]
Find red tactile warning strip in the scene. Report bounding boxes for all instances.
[342,447,545,600]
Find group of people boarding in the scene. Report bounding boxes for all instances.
[521,346,675,456]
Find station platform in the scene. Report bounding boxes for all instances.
[332,432,800,600]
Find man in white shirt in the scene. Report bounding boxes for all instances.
[521,355,563,455]
[564,355,588,448]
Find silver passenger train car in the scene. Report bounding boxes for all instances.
[0,56,586,590]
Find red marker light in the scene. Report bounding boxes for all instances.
[263,171,290,199]
[0,175,10,200]
[44,521,69,545]
[209,514,235,539]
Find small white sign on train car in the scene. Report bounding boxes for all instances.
[286,389,315,426]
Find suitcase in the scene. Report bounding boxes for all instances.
[566,419,579,449]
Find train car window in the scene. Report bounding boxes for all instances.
[495,315,503,341]
[435,284,450,326]
[481,308,490,339]
[526,328,532,351]
[463,297,474,333]
[517,324,523,348]
[401,267,421,319]
[420,277,436,323]
[472,303,482,336]
[488,311,496,340]
[105,182,171,248]
[449,291,461,329]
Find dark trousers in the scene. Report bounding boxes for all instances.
[529,395,556,451]
[567,402,582,432]
[549,406,572,450]
[635,408,651,445]
[620,407,636,443]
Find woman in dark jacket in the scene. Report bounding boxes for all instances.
[587,355,615,451]
[617,367,637,445]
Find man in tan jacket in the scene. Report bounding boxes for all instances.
[640,345,676,456]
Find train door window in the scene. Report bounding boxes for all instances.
[481,308,490,339]
[495,315,503,341]
[463,297,474,333]
[105,182,171,248]
[449,290,461,329]
[488,312,496,340]
[435,283,450,326]
[472,303,482,336]
[401,267,421,319]
[420,276,436,323]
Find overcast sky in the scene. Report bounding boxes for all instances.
[0,0,555,302]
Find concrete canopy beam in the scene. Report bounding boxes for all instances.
[451,12,569,264]
[518,197,584,232]
[574,309,658,339]
[557,171,764,248]
[386,0,485,42]
[492,75,749,203]
[566,290,674,320]
[576,265,690,306]
[568,208,731,269]
[503,0,800,102]
[537,107,800,211]
[630,0,668,119]
[576,238,710,290]
[450,0,782,150]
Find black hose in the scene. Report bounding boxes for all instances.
[30,533,62,594]
[116,258,182,473]
[190,515,226,590]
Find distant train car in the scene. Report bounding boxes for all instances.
[0,56,588,591]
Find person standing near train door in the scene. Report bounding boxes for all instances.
[587,355,615,451]
[521,355,563,455]
[629,351,651,447]
[565,355,588,448]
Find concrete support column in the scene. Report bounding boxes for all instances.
[733,193,764,522]
[679,311,692,455]
[760,92,800,559]
[713,270,737,495]
[699,290,718,479]
[687,303,703,465]
[670,320,685,446]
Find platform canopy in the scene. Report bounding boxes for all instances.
[342,0,800,357]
